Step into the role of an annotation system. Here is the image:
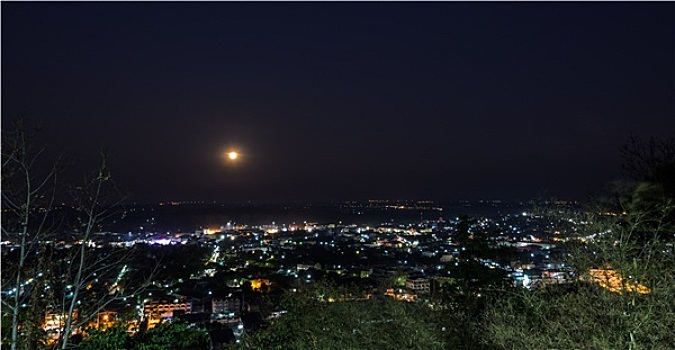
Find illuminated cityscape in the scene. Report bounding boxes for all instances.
[3,199,668,347]
[2,2,673,349]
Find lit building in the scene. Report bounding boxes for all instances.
[385,288,417,302]
[87,311,118,330]
[405,278,431,294]
[212,297,242,314]
[44,312,69,334]
[143,299,191,329]
[43,309,78,342]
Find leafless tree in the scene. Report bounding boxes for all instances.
[2,120,61,350]
[56,152,156,349]
[620,133,675,190]
[2,121,156,349]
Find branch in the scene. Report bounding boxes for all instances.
[1,298,17,312]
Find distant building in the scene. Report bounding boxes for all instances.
[385,288,417,302]
[144,299,191,329]
[405,278,431,294]
[42,308,85,344]
[91,311,118,330]
[440,254,455,262]
[297,262,321,271]
[44,309,78,337]
[212,297,242,314]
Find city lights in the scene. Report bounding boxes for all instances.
[2,1,672,348]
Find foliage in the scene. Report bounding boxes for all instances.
[482,134,675,350]
[236,283,450,350]
[134,322,208,350]
[80,324,131,350]
[79,322,208,350]
[483,280,675,349]
[439,216,515,320]
[483,216,674,348]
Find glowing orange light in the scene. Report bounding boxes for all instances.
[587,268,651,295]
[228,151,238,160]
[250,278,270,292]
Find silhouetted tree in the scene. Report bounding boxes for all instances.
[1,120,156,349]
[56,152,157,349]
[2,120,61,350]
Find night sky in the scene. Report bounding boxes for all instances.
[3,3,674,203]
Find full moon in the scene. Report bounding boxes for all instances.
[228,151,238,160]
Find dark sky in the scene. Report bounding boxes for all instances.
[3,3,674,203]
